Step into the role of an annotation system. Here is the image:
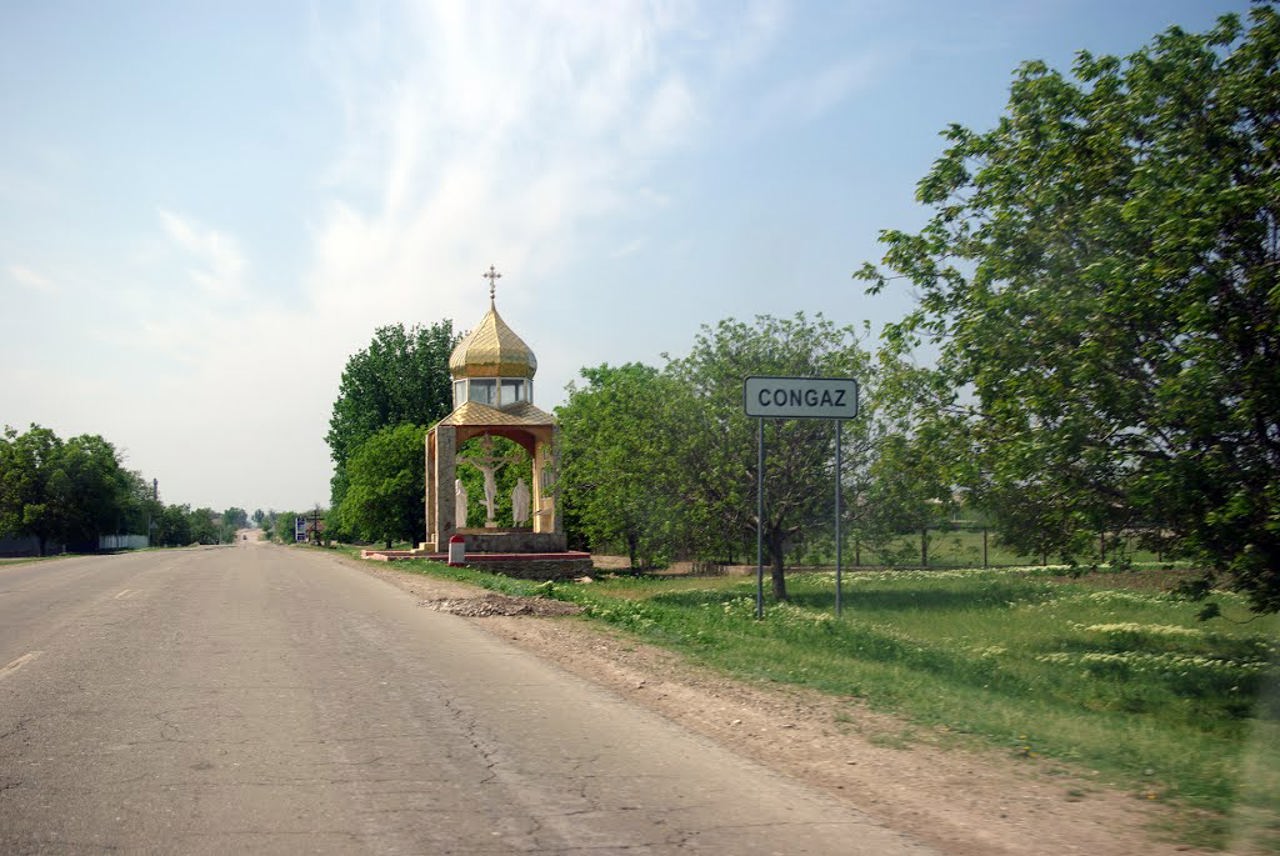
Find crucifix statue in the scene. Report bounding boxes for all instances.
[458,434,523,527]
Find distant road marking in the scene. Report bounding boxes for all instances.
[114,589,137,599]
[0,651,43,681]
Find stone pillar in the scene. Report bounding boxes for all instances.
[424,430,435,546]
[547,424,562,534]
[426,424,457,550]
[531,426,561,535]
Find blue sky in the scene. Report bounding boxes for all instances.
[1,0,1251,513]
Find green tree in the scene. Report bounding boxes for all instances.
[866,434,955,566]
[326,321,457,522]
[188,507,226,545]
[0,425,65,554]
[53,434,134,550]
[667,314,870,601]
[857,6,1280,611]
[156,503,194,547]
[0,425,135,553]
[122,473,162,543]
[186,504,220,545]
[558,363,693,569]
[272,510,299,544]
[223,507,249,529]
[860,353,971,567]
[336,424,427,549]
[836,362,895,568]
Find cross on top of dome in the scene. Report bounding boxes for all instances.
[483,264,502,302]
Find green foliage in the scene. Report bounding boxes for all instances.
[222,507,248,529]
[859,354,972,568]
[272,510,300,544]
[188,507,233,545]
[0,425,64,553]
[155,504,194,546]
[326,321,457,524]
[557,363,693,568]
[335,424,427,548]
[151,504,234,546]
[857,6,1280,612]
[0,424,140,553]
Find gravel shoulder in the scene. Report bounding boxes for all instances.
[346,555,1216,856]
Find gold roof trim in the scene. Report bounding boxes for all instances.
[449,303,537,379]
[439,400,556,428]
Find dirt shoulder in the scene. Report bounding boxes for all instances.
[347,556,1215,856]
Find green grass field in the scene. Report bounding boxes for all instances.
[374,552,1278,852]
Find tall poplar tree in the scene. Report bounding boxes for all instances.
[326,321,457,519]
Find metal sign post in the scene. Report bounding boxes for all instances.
[756,417,765,620]
[744,376,858,619]
[835,419,843,617]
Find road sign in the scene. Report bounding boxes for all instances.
[743,376,858,420]
[743,375,860,620]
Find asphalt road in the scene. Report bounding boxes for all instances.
[0,542,936,855]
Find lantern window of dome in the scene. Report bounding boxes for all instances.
[501,378,530,405]
[453,377,533,410]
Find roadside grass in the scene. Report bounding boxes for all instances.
[378,555,1278,852]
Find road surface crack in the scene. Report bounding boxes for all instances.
[0,716,33,743]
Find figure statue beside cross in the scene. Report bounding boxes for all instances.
[512,477,531,526]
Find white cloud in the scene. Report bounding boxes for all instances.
[640,75,699,149]
[296,0,726,344]
[157,209,248,300]
[711,0,789,75]
[7,264,56,293]
[750,52,886,131]
[611,237,647,259]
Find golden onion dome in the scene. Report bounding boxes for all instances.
[449,300,538,379]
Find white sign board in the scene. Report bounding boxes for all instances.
[743,376,858,420]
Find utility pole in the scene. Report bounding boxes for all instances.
[148,479,158,547]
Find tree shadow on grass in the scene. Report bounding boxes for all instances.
[646,581,1054,614]
[790,584,1056,613]
[646,588,752,608]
